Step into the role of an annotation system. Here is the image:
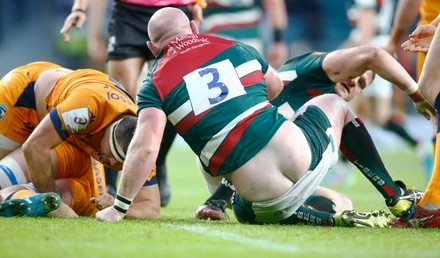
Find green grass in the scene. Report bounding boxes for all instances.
[1,146,440,258]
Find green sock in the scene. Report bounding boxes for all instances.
[280,205,335,226]
[339,118,401,199]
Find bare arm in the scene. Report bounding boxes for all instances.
[96,107,167,222]
[262,0,288,68]
[418,24,440,107]
[323,46,434,119]
[91,185,161,219]
[386,0,421,55]
[264,65,284,101]
[22,115,63,193]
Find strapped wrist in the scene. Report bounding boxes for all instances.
[72,8,86,13]
[273,29,283,43]
[405,82,418,95]
[113,194,133,215]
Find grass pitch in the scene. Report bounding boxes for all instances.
[1,145,440,258]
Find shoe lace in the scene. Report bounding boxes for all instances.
[394,180,424,204]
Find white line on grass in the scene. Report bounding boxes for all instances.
[164,223,300,254]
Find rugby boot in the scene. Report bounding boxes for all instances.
[392,205,440,228]
[386,180,424,220]
[194,199,228,220]
[334,210,391,227]
[0,192,61,217]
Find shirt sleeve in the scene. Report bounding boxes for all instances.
[136,76,163,115]
[49,88,101,140]
[236,41,269,74]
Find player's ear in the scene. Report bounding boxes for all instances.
[147,41,160,57]
[190,20,199,34]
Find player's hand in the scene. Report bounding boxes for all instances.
[401,24,436,53]
[266,42,288,69]
[96,206,125,222]
[188,4,203,27]
[90,193,115,210]
[60,11,87,43]
[414,101,436,120]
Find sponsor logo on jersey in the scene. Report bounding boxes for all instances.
[0,103,7,120]
[61,107,90,133]
[167,46,177,56]
[170,34,210,52]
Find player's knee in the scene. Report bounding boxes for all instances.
[359,45,383,63]
[232,194,257,224]
[0,156,27,189]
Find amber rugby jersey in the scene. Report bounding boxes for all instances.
[46,69,136,163]
[0,62,61,143]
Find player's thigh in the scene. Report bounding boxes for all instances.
[299,94,352,142]
[107,57,145,96]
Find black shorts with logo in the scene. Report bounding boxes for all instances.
[107,1,192,61]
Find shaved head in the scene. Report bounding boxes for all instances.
[148,7,195,50]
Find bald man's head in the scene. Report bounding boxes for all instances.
[148,7,195,50]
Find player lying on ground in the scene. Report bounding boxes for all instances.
[195,45,431,223]
[0,145,159,219]
[0,62,160,219]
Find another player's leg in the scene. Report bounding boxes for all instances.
[394,25,440,228]
[194,178,234,220]
[104,167,118,197]
[156,121,177,207]
[233,193,391,227]
[340,117,423,220]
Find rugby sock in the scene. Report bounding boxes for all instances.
[156,121,177,207]
[104,167,118,197]
[418,94,440,208]
[339,118,401,199]
[206,178,235,206]
[280,204,335,226]
[383,119,417,148]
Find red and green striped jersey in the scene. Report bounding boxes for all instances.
[271,52,335,112]
[137,34,285,176]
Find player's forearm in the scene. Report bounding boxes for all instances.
[117,153,155,200]
[71,0,90,12]
[22,144,57,193]
[388,0,421,45]
[113,140,158,217]
[262,0,287,41]
[368,48,418,95]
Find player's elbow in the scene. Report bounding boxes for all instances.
[358,46,387,69]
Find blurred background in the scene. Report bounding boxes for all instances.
[0,0,431,153]
[0,0,354,74]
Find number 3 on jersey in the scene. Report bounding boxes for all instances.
[184,59,246,115]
